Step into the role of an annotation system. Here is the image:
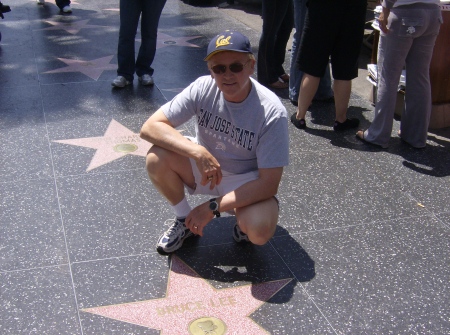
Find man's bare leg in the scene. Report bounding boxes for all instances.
[145,145,195,205]
[235,197,279,245]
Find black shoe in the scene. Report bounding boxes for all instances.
[291,113,306,129]
[333,118,359,132]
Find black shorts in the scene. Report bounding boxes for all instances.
[297,0,367,80]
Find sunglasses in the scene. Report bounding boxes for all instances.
[210,60,251,74]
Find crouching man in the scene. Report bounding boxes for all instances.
[140,30,289,254]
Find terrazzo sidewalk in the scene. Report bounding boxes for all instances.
[1,0,449,334]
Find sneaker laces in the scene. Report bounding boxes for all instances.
[163,218,187,237]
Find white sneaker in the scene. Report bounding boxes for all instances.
[36,0,45,4]
[111,76,131,88]
[156,218,193,254]
[138,74,154,86]
[62,5,72,13]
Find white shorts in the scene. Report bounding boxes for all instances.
[186,158,259,197]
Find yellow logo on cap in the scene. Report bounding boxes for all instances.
[215,35,231,48]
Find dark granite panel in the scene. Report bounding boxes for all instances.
[436,212,450,229]
[56,169,171,262]
[0,265,80,335]
[0,179,67,271]
[72,254,169,310]
[1,0,449,334]
[40,81,167,123]
[0,88,53,181]
[272,216,450,334]
[278,149,426,233]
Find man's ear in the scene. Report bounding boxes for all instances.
[249,59,256,75]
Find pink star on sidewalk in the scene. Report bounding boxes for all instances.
[155,32,202,49]
[82,255,292,334]
[53,119,152,172]
[37,19,109,35]
[43,55,117,80]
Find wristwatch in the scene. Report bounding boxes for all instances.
[209,198,221,217]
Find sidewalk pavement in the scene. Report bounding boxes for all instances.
[1,1,449,334]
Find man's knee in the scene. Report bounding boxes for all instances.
[238,218,277,246]
[145,146,170,176]
[236,198,278,245]
[249,225,276,245]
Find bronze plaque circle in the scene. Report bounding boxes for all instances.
[188,316,226,335]
[113,143,138,153]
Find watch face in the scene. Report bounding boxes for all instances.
[209,201,218,211]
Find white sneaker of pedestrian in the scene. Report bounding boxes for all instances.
[62,5,72,13]
[111,76,131,88]
[138,74,154,86]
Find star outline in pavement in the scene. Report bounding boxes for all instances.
[37,19,109,35]
[43,55,117,80]
[52,119,152,171]
[135,32,202,49]
[82,255,292,334]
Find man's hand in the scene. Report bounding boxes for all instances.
[195,146,223,189]
[185,201,216,236]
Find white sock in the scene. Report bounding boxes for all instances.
[172,197,192,219]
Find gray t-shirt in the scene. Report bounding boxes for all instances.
[161,76,289,174]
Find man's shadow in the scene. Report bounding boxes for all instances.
[170,217,315,304]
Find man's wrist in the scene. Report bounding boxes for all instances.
[209,198,221,217]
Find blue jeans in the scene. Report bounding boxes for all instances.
[289,0,333,102]
[117,0,166,81]
[257,0,294,85]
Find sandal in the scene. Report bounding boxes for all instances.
[356,130,388,149]
[356,130,365,141]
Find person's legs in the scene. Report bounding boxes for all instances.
[296,74,319,120]
[136,0,166,78]
[146,145,197,254]
[258,0,286,85]
[316,64,333,100]
[235,197,279,245]
[363,10,412,147]
[289,0,306,101]
[400,6,441,148]
[289,0,333,102]
[272,0,293,78]
[145,145,195,206]
[333,79,351,123]
[116,0,142,82]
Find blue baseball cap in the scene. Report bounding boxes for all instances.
[204,30,253,61]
